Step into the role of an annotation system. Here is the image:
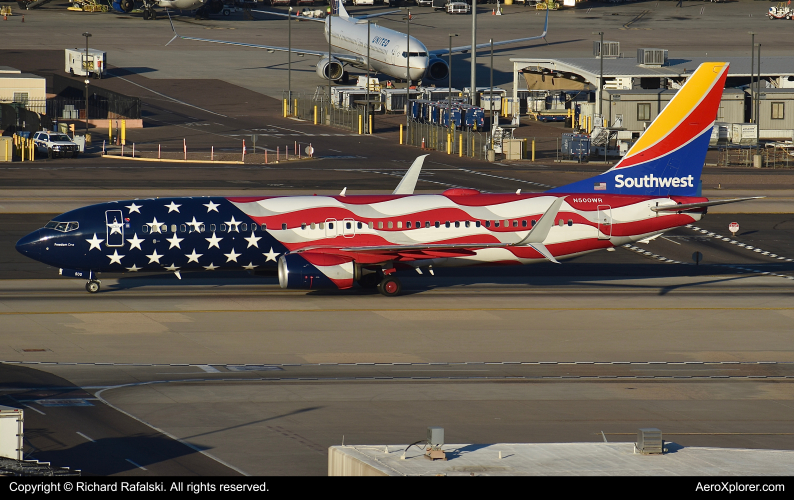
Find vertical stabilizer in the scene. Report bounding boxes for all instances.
[337,0,349,19]
[548,62,729,196]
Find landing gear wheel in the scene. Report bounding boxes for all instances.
[143,9,149,19]
[223,8,230,16]
[151,10,157,20]
[85,280,100,293]
[377,276,401,297]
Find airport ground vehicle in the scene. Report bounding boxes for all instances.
[65,48,106,79]
[32,131,80,159]
[446,1,469,13]
[768,2,792,19]
[15,62,758,297]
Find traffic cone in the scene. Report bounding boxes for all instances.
[421,137,425,149]
[492,8,495,14]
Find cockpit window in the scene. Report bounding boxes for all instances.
[44,220,79,232]
[402,52,428,58]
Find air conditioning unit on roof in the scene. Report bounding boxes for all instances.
[637,48,668,67]
[594,41,620,59]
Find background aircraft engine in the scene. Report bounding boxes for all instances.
[112,0,135,12]
[426,58,449,81]
[316,58,345,82]
[278,253,358,290]
[207,0,223,14]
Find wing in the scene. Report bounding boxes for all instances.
[165,12,362,65]
[428,8,548,57]
[250,9,325,23]
[294,196,566,265]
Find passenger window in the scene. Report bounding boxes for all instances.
[485,221,490,228]
[180,224,186,232]
[241,223,247,232]
[171,224,177,233]
[388,221,393,229]
[301,223,307,230]
[558,219,564,227]
[406,221,412,229]
[357,222,362,229]
[445,221,450,228]
[397,221,402,229]
[475,221,481,228]
[160,225,167,233]
[311,222,316,230]
[320,222,325,229]
[220,224,227,231]
[261,223,267,230]
[434,221,440,228]
[522,220,527,228]
[513,221,518,228]
[378,222,383,229]
[142,225,149,233]
[368,222,374,229]
[568,219,573,226]
[210,224,216,232]
[495,221,500,228]
[282,223,288,230]
[200,224,206,233]
[455,221,460,228]
[346,222,352,230]
[465,221,470,228]
[417,221,421,229]
[531,220,537,227]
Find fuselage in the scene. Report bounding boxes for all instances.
[325,16,429,81]
[16,192,706,280]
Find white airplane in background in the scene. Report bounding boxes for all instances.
[113,0,206,20]
[167,2,548,83]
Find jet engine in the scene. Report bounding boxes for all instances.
[316,57,345,82]
[278,253,358,290]
[112,0,135,12]
[425,58,449,81]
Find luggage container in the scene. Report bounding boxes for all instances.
[561,133,591,161]
[0,406,23,461]
[731,123,758,145]
[381,88,420,113]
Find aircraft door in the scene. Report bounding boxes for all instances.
[105,210,125,247]
[341,218,356,238]
[597,205,612,240]
[325,218,338,238]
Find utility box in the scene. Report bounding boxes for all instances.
[0,406,24,461]
[0,136,12,162]
[636,428,663,455]
[427,427,444,449]
[503,138,526,160]
[65,48,107,79]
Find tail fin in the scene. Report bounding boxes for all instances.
[548,62,729,197]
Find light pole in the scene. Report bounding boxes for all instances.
[489,38,494,153]
[749,32,755,131]
[403,9,411,132]
[448,33,458,137]
[593,31,603,127]
[288,6,292,116]
[366,19,371,134]
[470,0,477,105]
[82,32,91,138]
[756,42,761,148]
[327,11,332,120]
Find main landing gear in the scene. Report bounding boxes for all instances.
[377,276,401,297]
[85,280,101,293]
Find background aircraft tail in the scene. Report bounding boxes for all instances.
[548,62,729,197]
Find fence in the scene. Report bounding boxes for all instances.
[0,102,52,135]
[716,145,794,169]
[47,97,141,121]
[404,119,489,160]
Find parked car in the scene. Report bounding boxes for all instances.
[32,131,80,159]
[446,1,469,13]
[416,0,433,6]
[353,0,374,5]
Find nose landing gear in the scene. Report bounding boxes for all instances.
[85,280,101,293]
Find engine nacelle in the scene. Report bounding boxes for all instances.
[425,58,449,81]
[278,253,358,290]
[112,0,135,13]
[316,57,345,82]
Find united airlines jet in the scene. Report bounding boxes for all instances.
[16,62,758,296]
[166,3,549,83]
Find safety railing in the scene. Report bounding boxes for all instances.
[403,119,488,160]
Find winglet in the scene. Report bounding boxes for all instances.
[514,196,566,246]
[166,10,179,46]
[393,155,428,195]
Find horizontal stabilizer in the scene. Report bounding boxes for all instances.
[650,197,764,212]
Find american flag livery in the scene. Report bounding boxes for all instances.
[16,62,757,296]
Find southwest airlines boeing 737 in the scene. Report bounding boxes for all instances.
[16,62,757,296]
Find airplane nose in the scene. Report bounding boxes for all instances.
[15,230,43,259]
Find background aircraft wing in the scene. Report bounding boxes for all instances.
[166,16,362,65]
[250,9,326,22]
[428,9,548,56]
[350,10,402,20]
